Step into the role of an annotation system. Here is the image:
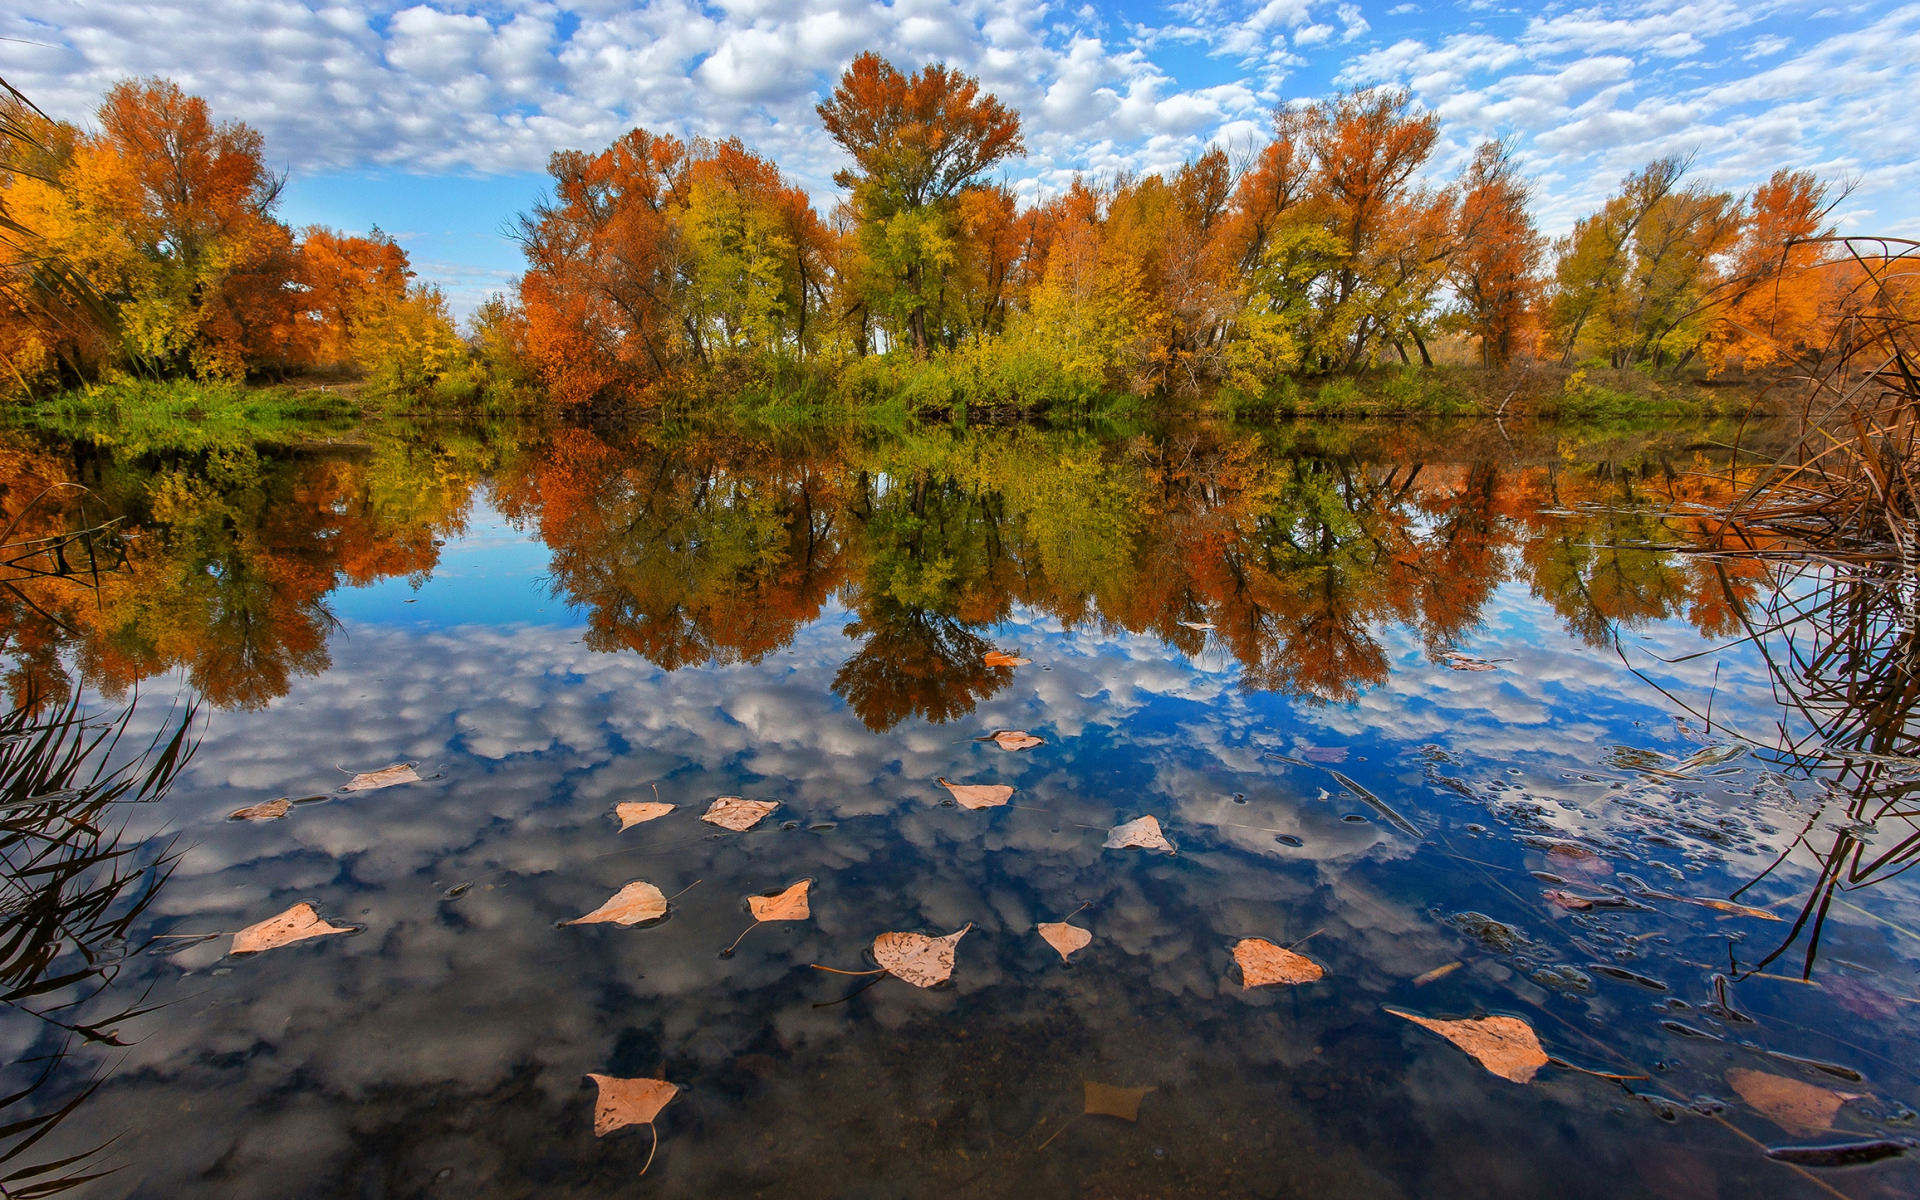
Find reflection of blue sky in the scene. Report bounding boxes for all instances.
[26,497,1920,1196]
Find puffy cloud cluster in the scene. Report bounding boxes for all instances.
[3,1,1911,234]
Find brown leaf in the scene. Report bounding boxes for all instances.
[701,797,778,831]
[587,1074,678,1136]
[748,880,811,922]
[873,924,970,988]
[231,902,352,955]
[616,801,674,830]
[1038,922,1091,961]
[984,730,1043,752]
[229,798,291,822]
[1543,889,1594,911]
[1412,961,1462,987]
[564,881,668,926]
[339,762,421,792]
[983,650,1031,668]
[937,777,1013,810]
[1388,1007,1550,1084]
[1726,1068,1861,1136]
[1545,843,1612,878]
[1439,651,1502,671]
[1103,815,1174,853]
[1232,938,1324,988]
[1084,1081,1153,1120]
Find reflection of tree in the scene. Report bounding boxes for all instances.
[833,598,1000,731]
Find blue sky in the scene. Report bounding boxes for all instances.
[5,1,1915,317]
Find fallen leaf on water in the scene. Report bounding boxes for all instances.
[1298,745,1349,764]
[1039,922,1092,961]
[1412,961,1462,987]
[1233,938,1324,988]
[1439,651,1504,671]
[1544,842,1613,878]
[1103,815,1174,853]
[980,730,1043,752]
[564,881,669,926]
[1544,889,1595,911]
[937,777,1014,810]
[229,798,291,822]
[1387,1007,1550,1084]
[1178,621,1215,632]
[701,797,779,831]
[1084,1081,1153,1120]
[339,762,421,792]
[616,801,675,830]
[748,879,812,922]
[873,925,970,988]
[1726,1068,1862,1136]
[983,650,1031,668]
[231,902,352,955]
[587,1074,678,1137]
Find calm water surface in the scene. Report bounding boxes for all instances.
[2,419,1915,1199]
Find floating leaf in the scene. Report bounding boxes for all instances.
[1412,961,1462,987]
[1104,815,1174,853]
[983,650,1031,668]
[587,1074,678,1137]
[616,801,674,830]
[1178,621,1214,632]
[980,730,1043,752]
[339,762,421,792]
[1084,1081,1153,1120]
[1765,1140,1906,1167]
[565,881,669,926]
[231,902,352,955]
[1038,922,1092,961]
[1438,651,1503,671]
[1388,1007,1549,1084]
[229,797,291,822]
[1233,938,1324,987]
[937,777,1013,810]
[873,925,971,988]
[1544,889,1595,911]
[1543,842,1612,878]
[1726,1068,1862,1136]
[1298,745,1349,764]
[701,797,778,831]
[748,879,812,922]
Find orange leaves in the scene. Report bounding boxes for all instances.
[1388,1008,1550,1084]
[1038,922,1092,962]
[228,798,290,821]
[873,925,971,988]
[815,54,1024,206]
[1232,938,1323,988]
[937,777,1013,809]
[982,650,1030,668]
[564,882,669,927]
[587,1074,678,1173]
[1726,1069,1861,1136]
[1082,1081,1153,1121]
[231,903,352,955]
[1103,815,1174,853]
[702,797,778,831]
[981,730,1042,752]
[748,880,812,923]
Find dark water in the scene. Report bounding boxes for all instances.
[2,418,1916,1199]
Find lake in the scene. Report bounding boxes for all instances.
[1,416,1914,1199]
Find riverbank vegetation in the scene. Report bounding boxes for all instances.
[0,63,1895,423]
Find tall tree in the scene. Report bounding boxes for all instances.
[1449,140,1544,367]
[816,53,1023,353]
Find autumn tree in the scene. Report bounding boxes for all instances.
[296,226,410,364]
[817,54,1024,353]
[1448,140,1544,366]
[1703,169,1841,371]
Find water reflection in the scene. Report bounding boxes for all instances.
[2,417,1916,1199]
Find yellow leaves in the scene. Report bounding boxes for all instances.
[231,903,352,955]
[982,650,1030,668]
[228,797,290,821]
[1726,1069,1862,1136]
[1083,1081,1153,1121]
[1103,815,1174,853]
[701,797,778,831]
[1232,938,1323,988]
[937,777,1013,809]
[1387,1007,1549,1084]
[588,1074,678,1136]
[873,924,971,988]
[981,730,1042,752]
[564,882,669,927]
[340,762,421,792]
[615,801,675,830]
[748,880,812,923]
[1038,921,1091,961]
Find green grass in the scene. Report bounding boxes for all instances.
[11,378,365,453]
